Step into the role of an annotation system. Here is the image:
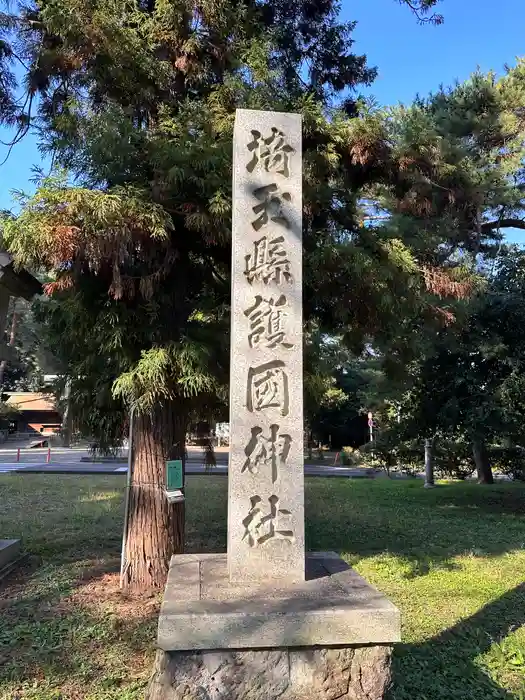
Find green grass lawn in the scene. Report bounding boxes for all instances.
[0,475,524,699]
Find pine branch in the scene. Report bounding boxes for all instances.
[481,219,525,232]
[400,0,444,24]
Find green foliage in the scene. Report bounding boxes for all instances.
[304,340,376,448]
[359,243,525,485]
[360,63,525,382]
[356,433,419,474]
[1,0,515,451]
[113,339,220,412]
[397,0,444,24]
[341,446,360,466]
[434,435,476,480]
[358,63,525,468]
[488,446,525,482]
[4,179,171,290]
[0,300,54,391]
[397,251,525,442]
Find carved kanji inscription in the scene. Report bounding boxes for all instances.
[244,295,293,349]
[244,236,293,286]
[242,495,294,547]
[246,127,294,177]
[242,424,292,482]
[246,360,289,417]
[251,184,291,231]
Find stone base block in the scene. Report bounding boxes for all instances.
[157,552,400,651]
[147,644,392,700]
[0,539,21,569]
[148,552,400,700]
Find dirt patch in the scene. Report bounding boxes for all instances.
[0,559,160,697]
[0,556,42,601]
[1,556,160,615]
[58,569,161,620]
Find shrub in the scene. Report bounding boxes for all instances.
[434,436,475,480]
[488,445,525,481]
[341,446,359,465]
[358,438,421,475]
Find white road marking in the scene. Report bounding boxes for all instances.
[0,463,47,472]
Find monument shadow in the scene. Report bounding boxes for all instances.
[387,583,525,699]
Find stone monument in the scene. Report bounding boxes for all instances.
[147,110,400,700]
[228,109,304,584]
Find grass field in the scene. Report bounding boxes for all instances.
[0,475,524,700]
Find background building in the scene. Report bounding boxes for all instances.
[5,392,62,437]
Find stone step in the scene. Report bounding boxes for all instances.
[0,539,21,570]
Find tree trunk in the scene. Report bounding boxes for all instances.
[424,437,435,488]
[306,426,313,461]
[0,309,19,387]
[121,400,187,591]
[61,379,73,447]
[472,437,494,484]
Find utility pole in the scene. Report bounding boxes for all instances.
[424,438,435,488]
[368,411,374,445]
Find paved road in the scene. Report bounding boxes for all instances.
[0,456,376,478]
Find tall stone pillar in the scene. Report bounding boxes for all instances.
[228,109,304,583]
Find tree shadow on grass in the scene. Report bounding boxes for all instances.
[388,583,525,700]
[185,475,227,553]
[0,476,126,568]
[0,563,160,696]
[305,480,525,577]
[0,476,224,696]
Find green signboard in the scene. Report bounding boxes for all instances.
[166,459,184,490]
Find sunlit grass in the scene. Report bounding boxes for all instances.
[0,475,524,699]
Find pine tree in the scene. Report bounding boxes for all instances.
[391,249,525,485]
[363,64,525,483]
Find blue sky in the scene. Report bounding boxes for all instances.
[349,0,525,106]
[1,0,525,241]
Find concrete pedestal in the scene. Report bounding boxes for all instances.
[147,552,400,700]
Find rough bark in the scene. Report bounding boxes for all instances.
[121,400,187,591]
[0,309,18,387]
[472,437,494,484]
[424,437,435,488]
[60,379,72,447]
[305,424,313,461]
[146,645,392,700]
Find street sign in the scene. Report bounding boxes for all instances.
[166,459,184,490]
